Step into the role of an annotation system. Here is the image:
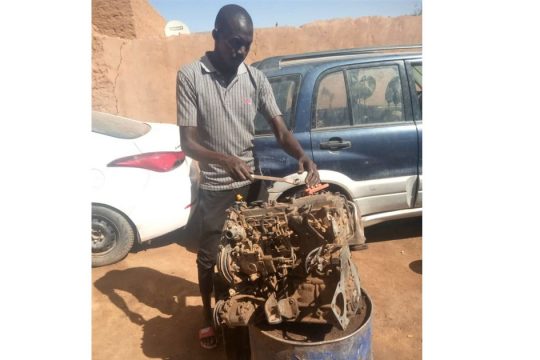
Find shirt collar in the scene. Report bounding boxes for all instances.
[200,53,247,75]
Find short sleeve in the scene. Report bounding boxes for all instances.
[176,70,198,127]
[257,71,282,120]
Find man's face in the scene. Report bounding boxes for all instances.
[214,19,253,73]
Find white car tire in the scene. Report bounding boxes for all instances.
[92,205,135,267]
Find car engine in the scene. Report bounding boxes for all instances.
[213,191,364,331]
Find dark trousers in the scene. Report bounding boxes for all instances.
[195,181,268,273]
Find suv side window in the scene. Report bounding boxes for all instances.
[314,71,350,128]
[411,63,422,119]
[255,74,300,135]
[346,65,404,125]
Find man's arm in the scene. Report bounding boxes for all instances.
[267,115,320,186]
[180,126,253,182]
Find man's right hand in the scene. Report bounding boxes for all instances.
[221,155,253,182]
[180,127,253,182]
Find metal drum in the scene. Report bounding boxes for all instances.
[248,289,373,360]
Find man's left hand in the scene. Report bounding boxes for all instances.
[297,156,320,187]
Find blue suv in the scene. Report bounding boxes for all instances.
[252,45,422,227]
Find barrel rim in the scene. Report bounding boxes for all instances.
[253,288,373,346]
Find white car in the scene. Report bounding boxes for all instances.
[91,111,197,267]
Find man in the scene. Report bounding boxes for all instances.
[176,4,320,352]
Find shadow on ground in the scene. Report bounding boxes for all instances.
[94,267,216,359]
[133,221,200,255]
[364,217,422,243]
[409,259,422,274]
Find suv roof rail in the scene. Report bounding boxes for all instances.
[254,44,422,70]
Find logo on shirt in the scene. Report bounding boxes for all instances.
[244,98,252,105]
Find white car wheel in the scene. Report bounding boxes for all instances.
[92,205,135,267]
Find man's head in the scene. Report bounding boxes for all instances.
[211,4,253,74]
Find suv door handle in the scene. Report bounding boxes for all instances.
[320,139,352,150]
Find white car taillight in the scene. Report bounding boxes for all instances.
[107,151,186,172]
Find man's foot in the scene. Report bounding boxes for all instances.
[199,326,217,350]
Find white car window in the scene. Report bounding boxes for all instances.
[92,112,151,139]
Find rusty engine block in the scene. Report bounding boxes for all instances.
[213,191,364,331]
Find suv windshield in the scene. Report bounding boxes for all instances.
[92,112,151,139]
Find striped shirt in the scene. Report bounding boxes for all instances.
[177,54,282,191]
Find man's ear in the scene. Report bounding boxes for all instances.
[212,28,219,40]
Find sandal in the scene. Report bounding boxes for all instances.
[199,326,217,350]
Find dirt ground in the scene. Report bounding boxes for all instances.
[92,217,422,360]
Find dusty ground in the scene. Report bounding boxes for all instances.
[92,217,422,359]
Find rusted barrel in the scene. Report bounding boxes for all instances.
[248,289,373,360]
